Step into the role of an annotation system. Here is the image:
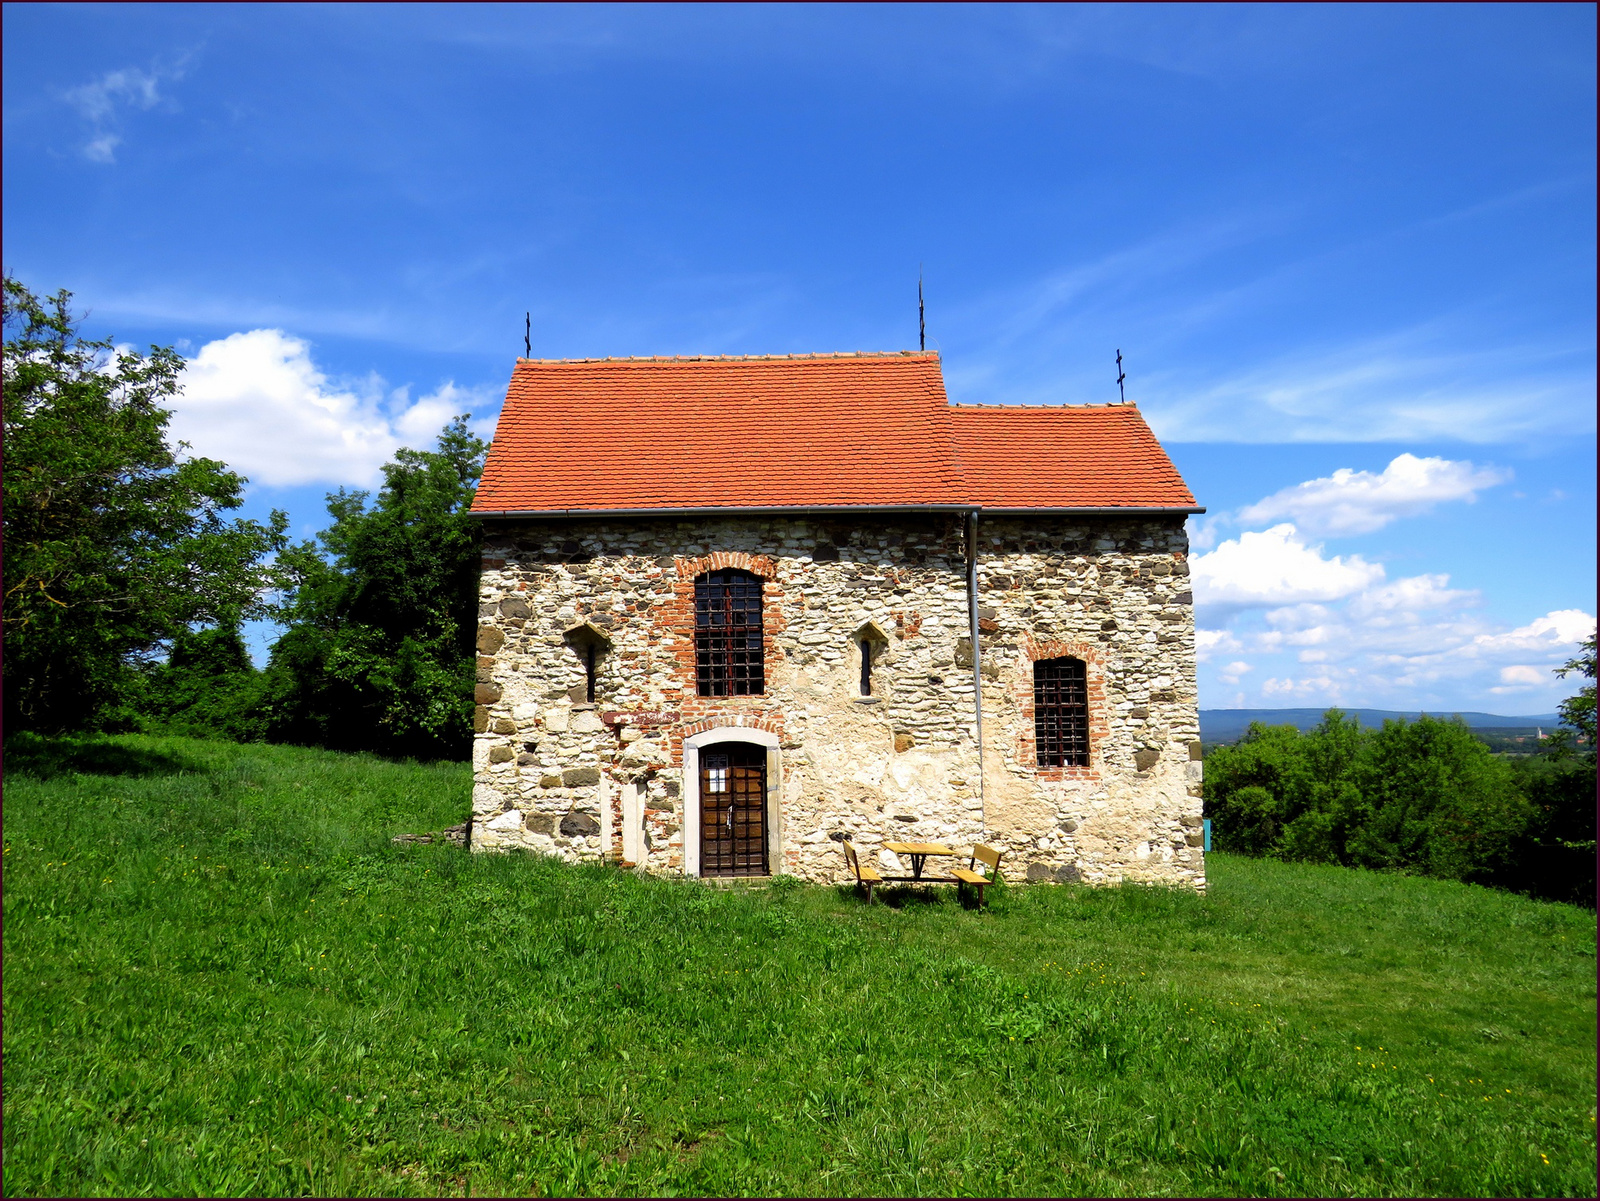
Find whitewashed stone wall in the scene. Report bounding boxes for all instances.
[471,513,1204,890]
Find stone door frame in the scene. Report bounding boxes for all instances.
[682,726,782,878]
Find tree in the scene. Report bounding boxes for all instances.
[1204,709,1535,887]
[256,418,486,760]
[2,277,287,733]
[137,624,266,742]
[1349,715,1530,883]
[1554,634,1596,759]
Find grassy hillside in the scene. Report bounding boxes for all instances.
[4,734,1595,1197]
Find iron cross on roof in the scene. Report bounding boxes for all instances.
[1116,349,1126,403]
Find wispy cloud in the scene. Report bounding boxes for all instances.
[1143,327,1595,444]
[62,57,191,163]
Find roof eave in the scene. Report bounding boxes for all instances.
[469,503,976,519]
[470,503,1204,519]
[976,505,1205,516]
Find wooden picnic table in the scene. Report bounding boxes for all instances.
[882,841,958,883]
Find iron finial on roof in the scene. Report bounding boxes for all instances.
[919,267,925,352]
[1116,349,1126,404]
[525,312,531,359]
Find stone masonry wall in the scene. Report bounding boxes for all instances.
[472,513,1203,890]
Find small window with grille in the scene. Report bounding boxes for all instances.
[695,568,765,696]
[1034,656,1090,768]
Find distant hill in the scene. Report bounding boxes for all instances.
[1200,707,1564,745]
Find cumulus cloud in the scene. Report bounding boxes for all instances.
[1194,628,1244,662]
[1496,665,1545,689]
[1468,610,1596,659]
[1236,453,1511,537]
[170,329,498,487]
[63,62,184,163]
[1191,523,1384,610]
[1190,454,1591,711]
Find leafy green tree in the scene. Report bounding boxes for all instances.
[1350,716,1530,883]
[1205,709,1535,887]
[1553,634,1596,760]
[2,277,287,733]
[138,625,265,741]
[1498,635,1598,905]
[257,418,486,760]
[1203,709,1365,862]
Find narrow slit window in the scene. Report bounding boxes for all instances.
[859,640,872,696]
[1034,656,1090,768]
[695,569,764,697]
[585,642,597,703]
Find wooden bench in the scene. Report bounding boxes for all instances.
[952,844,1003,907]
[842,840,882,904]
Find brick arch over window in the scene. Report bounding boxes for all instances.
[1018,636,1107,779]
[657,555,786,710]
[694,567,765,697]
[674,551,777,581]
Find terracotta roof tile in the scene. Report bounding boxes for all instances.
[949,404,1197,509]
[471,352,1198,514]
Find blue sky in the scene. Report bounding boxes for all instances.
[5,3,1594,715]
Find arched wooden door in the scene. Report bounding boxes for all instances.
[700,743,768,877]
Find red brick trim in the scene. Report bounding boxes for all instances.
[669,714,787,765]
[674,551,778,580]
[649,554,791,762]
[1015,634,1106,781]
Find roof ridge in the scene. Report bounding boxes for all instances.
[950,402,1139,410]
[516,350,938,365]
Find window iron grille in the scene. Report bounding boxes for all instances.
[695,569,764,696]
[1034,656,1089,768]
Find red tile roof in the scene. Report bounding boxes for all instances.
[950,404,1197,510]
[471,352,1198,515]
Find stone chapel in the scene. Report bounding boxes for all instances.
[468,350,1208,889]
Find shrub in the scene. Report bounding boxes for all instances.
[1204,710,1551,895]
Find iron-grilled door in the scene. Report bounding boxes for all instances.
[700,744,768,877]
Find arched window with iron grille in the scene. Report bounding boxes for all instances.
[695,569,764,696]
[1034,656,1089,767]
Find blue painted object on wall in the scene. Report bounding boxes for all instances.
[1203,819,1212,852]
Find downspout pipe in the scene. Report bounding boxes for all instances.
[965,508,985,827]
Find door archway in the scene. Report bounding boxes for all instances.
[698,742,768,877]
[682,727,781,878]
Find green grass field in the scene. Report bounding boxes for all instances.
[4,733,1595,1197]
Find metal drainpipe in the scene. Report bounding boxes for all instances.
[965,508,985,826]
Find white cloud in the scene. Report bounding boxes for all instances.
[171,329,498,487]
[1194,628,1243,662]
[1184,514,1223,551]
[1191,523,1384,610]
[1206,590,1595,711]
[1468,609,1597,658]
[83,132,122,163]
[65,67,163,122]
[1218,660,1252,685]
[1237,453,1511,537]
[1496,665,1545,687]
[62,60,186,163]
[1345,573,1476,619]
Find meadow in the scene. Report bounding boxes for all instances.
[4,734,1595,1197]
